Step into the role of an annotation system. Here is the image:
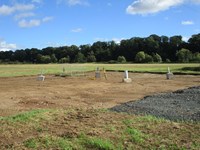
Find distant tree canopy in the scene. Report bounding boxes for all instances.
[0,33,200,64]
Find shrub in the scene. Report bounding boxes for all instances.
[135,51,145,63]
[59,56,70,63]
[117,56,126,63]
[144,53,153,63]
[152,53,162,63]
[75,52,86,63]
[176,48,192,63]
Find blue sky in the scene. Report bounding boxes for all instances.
[0,0,200,51]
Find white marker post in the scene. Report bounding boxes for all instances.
[166,67,173,80]
[124,70,129,79]
[123,70,132,83]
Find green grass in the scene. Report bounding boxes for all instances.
[1,108,200,150]
[0,109,48,122]
[83,136,115,150]
[0,63,199,77]
[125,127,144,143]
[23,136,73,150]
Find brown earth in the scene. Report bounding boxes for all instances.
[0,72,199,117]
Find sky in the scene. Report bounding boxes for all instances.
[0,0,200,51]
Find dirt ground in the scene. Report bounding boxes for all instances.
[0,72,199,116]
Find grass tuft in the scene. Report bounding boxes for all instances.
[126,127,144,143]
[24,138,38,149]
[82,136,115,150]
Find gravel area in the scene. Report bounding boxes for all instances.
[110,86,200,122]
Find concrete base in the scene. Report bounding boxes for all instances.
[123,78,132,83]
[37,75,45,81]
[166,73,174,80]
[95,72,100,78]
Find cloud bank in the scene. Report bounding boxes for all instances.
[0,40,17,51]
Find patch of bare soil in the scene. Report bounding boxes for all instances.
[0,72,199,116]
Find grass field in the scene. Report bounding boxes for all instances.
[0,63,199,77]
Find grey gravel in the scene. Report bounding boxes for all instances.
[110,86,200,122]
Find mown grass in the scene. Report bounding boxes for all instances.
[0,63,199,77]
[0,109,199,150]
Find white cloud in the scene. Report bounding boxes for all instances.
[0,40,17,51]
[57,0,89,6]
[181,20,194,25]
[14,12,35,20]
[71,28,83,32]
[126,0,184,15]
[0,4,35,15]
[68,0,82,5]
[32,0,43,3]
[18,19,41,28]
[0,5,14,15]
[42,16,54,22]
[18,16,53,28]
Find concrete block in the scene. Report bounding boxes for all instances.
[37,75,45,81]
[123,78,132,83]
[166,73,173,80]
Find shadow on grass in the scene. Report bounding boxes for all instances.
[180,66,200,72]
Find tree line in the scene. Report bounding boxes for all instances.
[0,33,200,64]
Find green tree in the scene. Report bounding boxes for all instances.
[152,53,162,63]
[176,48,192,62]
[117,56,126,63]
[188,33,200,53]
[14,50,27,62]
[192,52,200,62]
[50,54,58,63]
[87,51,96,62]
[59,56,70,63]
[75,52,86,63]
[144,53,153,63]
[135,51,145,63]
[161,35,169,43]
[145,35,159,54]
[40,55,51,64]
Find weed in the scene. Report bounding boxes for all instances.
[83,136,115,150]
[126,127,144,143]
[134,115,167,123]
[24,138,38,149]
